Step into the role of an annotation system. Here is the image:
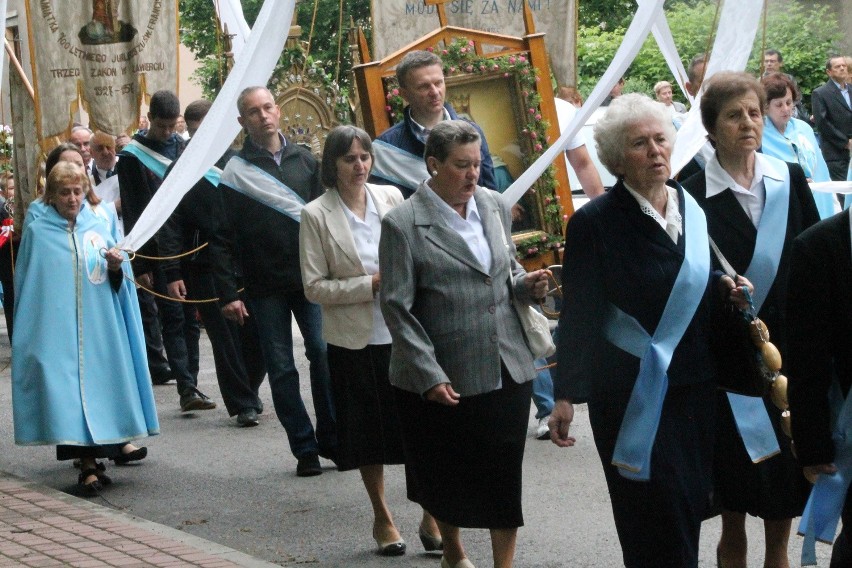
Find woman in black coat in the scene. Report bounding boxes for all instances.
[550,93,749,567]
[682,71,820,568]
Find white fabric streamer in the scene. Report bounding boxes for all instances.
[119,0,296,252]
[213,0,251,59]
[638,0,692,103]
[670,0,764,175]
[500,0,666,209]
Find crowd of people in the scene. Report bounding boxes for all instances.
[3,44,852,568]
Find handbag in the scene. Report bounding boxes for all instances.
[493,200,556,359]
[709,238,780,398]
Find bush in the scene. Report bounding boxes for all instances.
[576,1,841,109]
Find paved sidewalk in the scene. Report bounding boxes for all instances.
[0,471,279,568]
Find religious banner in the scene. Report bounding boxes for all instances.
[372,0,576,86]
[24,0,178,140]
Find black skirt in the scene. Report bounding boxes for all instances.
[327,343,405,471]
[393,368,532,529]
[713,389,809,519]
[56,444,123,461]
[589,380,716,568]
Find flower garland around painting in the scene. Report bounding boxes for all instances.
[383,37,565,241]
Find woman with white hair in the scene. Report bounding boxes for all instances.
[550,93,751,567]
[654,80,688,128]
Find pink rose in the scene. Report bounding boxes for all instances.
[392,88,399,96]
[534,143,543,151]
[535,114,542,121]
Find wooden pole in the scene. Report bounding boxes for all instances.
[4,39,33,100]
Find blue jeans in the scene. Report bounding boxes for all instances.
[249,291,336,459]
[532,361,554,419]
[531,324,559,419]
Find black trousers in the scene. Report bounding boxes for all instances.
[186,266,265,415]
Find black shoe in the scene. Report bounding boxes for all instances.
[110,446,147,465]
[237,408,259,427]
[180,387,217,412]
[150,366,174,385]
[78,469,103,496]
[296,454,322,477]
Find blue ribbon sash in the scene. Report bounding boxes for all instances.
[603,190,710,481]
[725,157,791,463]
[122,140,222,187]
[371,140,429,192]
[219,156,306,223]
[799,385,852,565]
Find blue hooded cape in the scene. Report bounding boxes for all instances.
[12,204,159,446]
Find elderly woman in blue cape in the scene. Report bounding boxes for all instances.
[548,94,751,567]
[12,162,158,495]
[760,72,836,219]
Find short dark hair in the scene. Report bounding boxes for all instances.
[764,49,782,62]
[184,99,212,123]
[761,72,799,104]
[236,86,271,117]
[320,125,373,189]
[45,143,84,177]
[148,90,180,120]
[687,53,707,83]
[424,120,480,165]
[826,55,845,70]
[396,50,442,88]
[700,71,766,142]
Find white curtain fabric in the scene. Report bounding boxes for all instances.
[670,0,764,175]
[119,0,295,252]
[213,0,251,60]
[500,0,666,208]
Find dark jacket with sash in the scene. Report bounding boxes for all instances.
[216,136,323,302]
[372,103,497,196]
[117,131,186,275]
[554,180,717,404]
[682,160,819,359]
[788,210,852,467]
[160,150,238,287]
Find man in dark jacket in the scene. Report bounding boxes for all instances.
[118,90,214,412]
[372,50,496,197]
[160,99,266,427]
[215,86,336,477]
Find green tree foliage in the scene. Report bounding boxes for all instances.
[576,0,841,108]
[178,0,370,99]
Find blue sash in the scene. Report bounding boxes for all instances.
[122,140,222,187]
[219,156,306,223]
[726,157,790,463]
[761,117,833,219]
[371,140,429,192]
[603,190,710,481]
[798,209,852,565]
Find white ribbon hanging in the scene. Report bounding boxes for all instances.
[119,0,296,252]
[212,0,251,60]
[638,0,692,104]
[670,0,764,175]
[500,0,666,209]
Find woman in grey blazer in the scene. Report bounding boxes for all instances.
[300,126,441,557]
[379,120,549,568]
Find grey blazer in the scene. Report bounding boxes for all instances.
[379,182,536,397]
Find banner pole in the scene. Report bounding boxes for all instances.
[4,39,33,100]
